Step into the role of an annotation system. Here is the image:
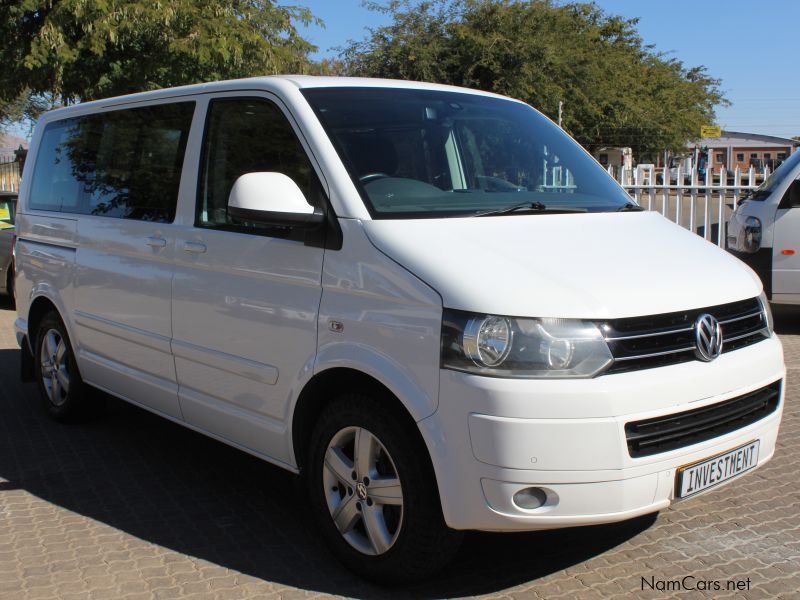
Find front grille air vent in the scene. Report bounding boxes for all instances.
[625,380,781,457]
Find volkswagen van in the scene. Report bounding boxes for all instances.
[14,76,785,581]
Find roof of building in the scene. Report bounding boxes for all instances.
[699,130,798,149]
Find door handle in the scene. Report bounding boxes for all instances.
[183,241,207,254]
[145,236,167,248]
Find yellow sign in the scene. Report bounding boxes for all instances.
[701,125,722,138]
[0,207,9,220]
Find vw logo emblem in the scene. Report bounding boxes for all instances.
[356,482,368,500]
[694,313,723,361]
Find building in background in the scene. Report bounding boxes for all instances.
[0,135,27,192]
[698,131,798,172]
[0,133,28,162]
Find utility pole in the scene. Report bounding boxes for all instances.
[558,101,564,128]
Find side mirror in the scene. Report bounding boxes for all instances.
[228,172,324,228]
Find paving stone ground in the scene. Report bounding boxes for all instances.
[0,298,798,599]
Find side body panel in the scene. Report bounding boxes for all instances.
[14,213,78,344]
[313,219,443,424]
[171,225,324,464]
[74,216,180,418]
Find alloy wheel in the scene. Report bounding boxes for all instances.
[322,426,404,555]
[39,328,70,406]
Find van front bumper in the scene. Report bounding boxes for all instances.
[420,335,784,531]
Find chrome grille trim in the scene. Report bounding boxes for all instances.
[612,345,696,362]
[602,297,769,375]
[718,309,764,325]
[604,325,694,342]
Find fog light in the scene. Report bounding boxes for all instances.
[512,487,548,510]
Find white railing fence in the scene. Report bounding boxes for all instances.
[608,165,770,247]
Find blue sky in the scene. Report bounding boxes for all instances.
[296,0,800,139]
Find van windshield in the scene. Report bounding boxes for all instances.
[749,150,800,200]
[302,88,631,218]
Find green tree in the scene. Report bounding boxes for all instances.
[341,0,726,157]
[0,90,49,130]
[0,0,320,110]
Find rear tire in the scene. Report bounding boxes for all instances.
[306,392,462,583]
[33,312,91,421]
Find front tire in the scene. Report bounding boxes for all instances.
[34,312,90,421]
[306,392,462,583]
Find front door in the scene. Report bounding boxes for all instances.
[171,95,326,464]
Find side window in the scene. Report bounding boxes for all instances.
[29,119,83,212]
[197,97,321,232]
[86,103,194,222]
[28,102,194,222]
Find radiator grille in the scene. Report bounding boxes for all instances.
[603,297,768,375]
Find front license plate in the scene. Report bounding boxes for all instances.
[677,440,760,498]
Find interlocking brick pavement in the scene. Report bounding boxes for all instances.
[0,297,798,599]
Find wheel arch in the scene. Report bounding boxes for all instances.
[28,295,62,347]
[291,367,438,483]
[26,294,81,376]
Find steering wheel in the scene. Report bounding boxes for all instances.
[359,173,391,183]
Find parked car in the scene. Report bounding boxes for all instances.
[728,149,800,305]
[15,76,785,582]
[0,191,16,301]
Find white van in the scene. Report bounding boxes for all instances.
[14,76,784,582]
[728,150,800,305]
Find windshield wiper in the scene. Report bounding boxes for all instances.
[616,202,645,212]
[474,201,588,217]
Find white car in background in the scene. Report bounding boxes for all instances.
[0,192,16,300]
[728,150,800,305]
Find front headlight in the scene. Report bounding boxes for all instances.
[759,291,773,334]
[729,212,762,253]
[441,309,613,378]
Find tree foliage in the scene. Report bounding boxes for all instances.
[0,0,319,107]
[341,0,727,157]
[0,90,50,130]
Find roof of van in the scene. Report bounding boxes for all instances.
[41,75,518,119]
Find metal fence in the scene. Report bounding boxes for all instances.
[608,165,770,247]
[0,157,21,192]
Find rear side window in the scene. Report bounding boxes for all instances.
[29,102,194,222]
[28,120,84,213]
